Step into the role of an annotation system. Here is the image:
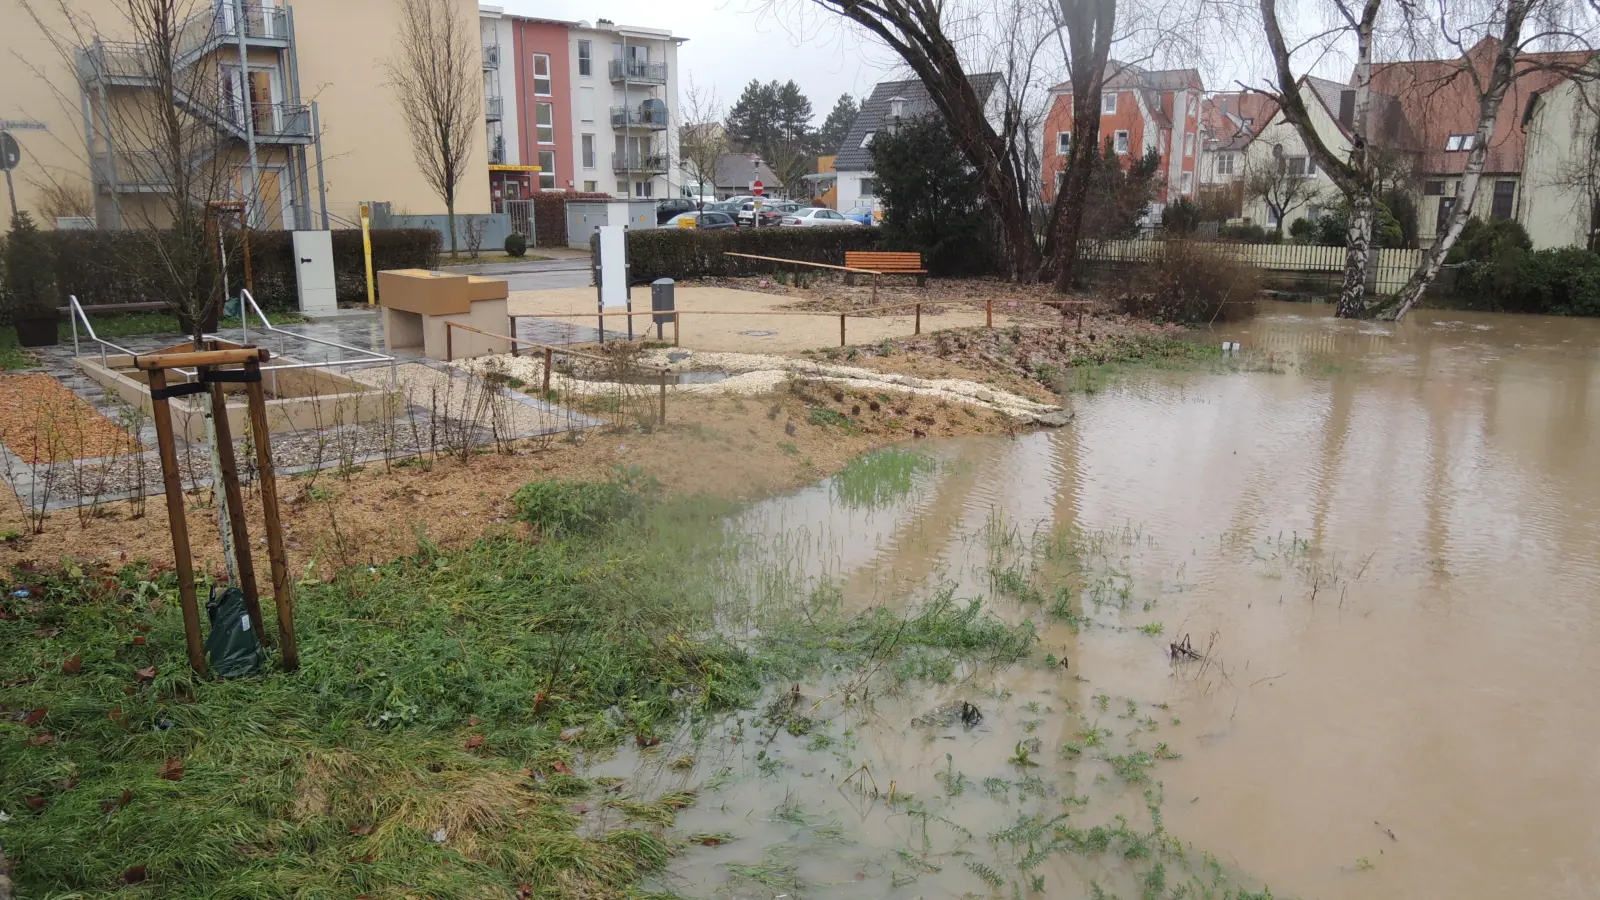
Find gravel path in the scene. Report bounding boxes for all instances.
[451,349,1070,425]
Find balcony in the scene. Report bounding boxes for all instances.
[609,59,667,84]
[488,138,506,165]
[609,105,668,130]
[224,101,313,142]
[222,4,289,42]
[485,95,503,122]
[483,44,500,70]
[612,152,668,174]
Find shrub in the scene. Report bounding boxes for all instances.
[1448,217,1534,310]
[1118,239,1261,323]
[4,212,58,319]
[1163,198,1200,235]
[504,231,528,257]
[1513,247,1600,316]
[869,115,1002,276]
[1288,216,1319,245]
[1217,223,1276,244]
[531,191,612,248]
[626,226,881,283]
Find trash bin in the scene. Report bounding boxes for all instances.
[652,278,675,339]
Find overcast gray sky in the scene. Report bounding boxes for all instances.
[495,0,1346,121]
[497,0,911,115]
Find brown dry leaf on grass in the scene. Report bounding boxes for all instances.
[0,374,141,463]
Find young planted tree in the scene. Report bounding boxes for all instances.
[388,0,479,258]
[679,76,728,199]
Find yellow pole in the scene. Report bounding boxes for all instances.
[361,202,375,306]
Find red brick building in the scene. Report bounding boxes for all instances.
[1042,63,1203,219]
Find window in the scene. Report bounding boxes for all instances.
[578,40,592,76]
[860,178,878,196]
[1285,156,1316,177]
[537,150,556,189]
[1113,130,1129,154]
[581,134,595,168]
[579,86,595,123]
[1445,133,1475,151]
[635,181,653,198]
[1435,196,1456,234]
[1184,133,1195,157]
[583,180,598,192]
[1216,152,1234,175]
[617,180,629,195]
[532,53,551,96]
[1424,180,1445,196]
[1492,179,1516,220]
[1181,172,1192,195]
[860,131,875,149]
[535,101,554,144]
[1307,205,1322,222]
[1102,92,1117,114]
[1057,132,1071,154]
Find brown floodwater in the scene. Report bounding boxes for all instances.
[599,301,1600,899]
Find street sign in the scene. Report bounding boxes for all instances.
[0,120,46,132]
[751,179,764,197]
[0,133,20,172]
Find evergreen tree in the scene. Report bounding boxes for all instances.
[775,80,814,146]
[817,94,860,155]
[869,115,997,275]
[725,80,781,154]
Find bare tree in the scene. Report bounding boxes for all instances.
[1241,151,1327,236]
[22,0,238,344]
[1257,0,1385,317]
[679,76,728,201]
[387,0,479,258]
[1382,0,1594,319]
[800,0,1055,281]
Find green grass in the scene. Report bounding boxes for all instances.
[0,327,32,370]
[0,459,1043,898]
[830,448,932,509]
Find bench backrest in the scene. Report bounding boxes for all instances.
[845,251,924,272]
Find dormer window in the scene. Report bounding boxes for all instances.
[1445,133,1476,151]
[860,131,875,149]
[889,97,906,119]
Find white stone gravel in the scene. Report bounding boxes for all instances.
[450,350,1071,425]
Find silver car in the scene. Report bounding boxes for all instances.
[780,207,859,227]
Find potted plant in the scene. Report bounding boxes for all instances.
[5,212,59,347]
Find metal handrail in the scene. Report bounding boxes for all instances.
[70,293,397,390]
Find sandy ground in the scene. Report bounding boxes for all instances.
[0,387,1029,578]
[507,285,1020,354]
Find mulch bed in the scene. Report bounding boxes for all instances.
[0,375,141,463]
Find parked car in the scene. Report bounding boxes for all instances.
[657,197,698,225]
[664,211,737,230]
[702,200,742,216]
[842,203,879,226]
[780,207,859,228]
[736,199,797,227]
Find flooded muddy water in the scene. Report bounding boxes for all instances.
[607,302,1600,899]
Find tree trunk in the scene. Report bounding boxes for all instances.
[1052,0,1115,292]
[1385,3,1528,321]
[446,196,459,258]
[1337,194,1374,317]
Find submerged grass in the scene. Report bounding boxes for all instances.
[0,458,1040,898]
[830,447,933,510]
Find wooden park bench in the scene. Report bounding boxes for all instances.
[845,251,927,287]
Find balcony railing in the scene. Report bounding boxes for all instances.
[609,106,668,130]
[488,140,506,165]
[612,152,668,174]
[221,4,289,40]
[228,101,313,140]
[485,96,503,121]
[483,44,500,70]
[609,59,667,84]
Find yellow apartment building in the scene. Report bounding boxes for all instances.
[0,0,490,230]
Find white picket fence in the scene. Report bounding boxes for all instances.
[1083,240,1424,293]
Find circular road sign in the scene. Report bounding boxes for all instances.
[0,133,19,172]
[751,179,764,196]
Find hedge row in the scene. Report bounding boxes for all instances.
[39,228,440,310]
[625,227,883,283]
